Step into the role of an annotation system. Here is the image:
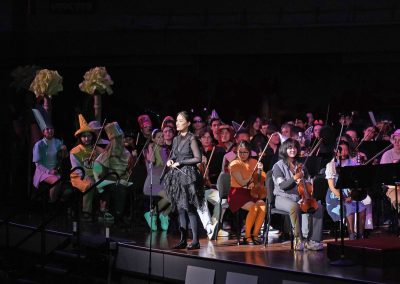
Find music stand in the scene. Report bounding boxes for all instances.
[330,165,377,266]
[375,163,400,236]
[300,156,322,178]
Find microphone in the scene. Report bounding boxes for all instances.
[337,146,342,153]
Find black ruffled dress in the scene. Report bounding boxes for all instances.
[163,132,205,211]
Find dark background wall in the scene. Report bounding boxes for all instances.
[2,0,400,131]
[2,0,400,199]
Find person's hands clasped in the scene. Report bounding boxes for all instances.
[166,160,174,167]
[167,160,180,168]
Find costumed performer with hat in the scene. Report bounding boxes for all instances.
[93,122,134,223]
[70,114,104,219]
[32,108,68,202]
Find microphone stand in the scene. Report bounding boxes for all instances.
[147,143,159,283]
[330,153,355,266]
[127,137,151,182]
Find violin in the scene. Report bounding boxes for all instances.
[84,119,107,169]
[296,163,318,214]
[246,132,280,199]
[250,165,267,199]
[198,162,212,188]
[199,146,215,188]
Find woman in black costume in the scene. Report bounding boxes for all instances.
[164,111,204,250]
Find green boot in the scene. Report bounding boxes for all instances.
[144,211,157,231]
[159,214,169,231]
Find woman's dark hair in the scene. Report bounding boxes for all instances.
[192,114,204,122]
[177,111,194,132]
[266,124,278,136]
[279,138,300,161]
[177,111,191,122]
[199,128,213,139]
[236,140,252,160]
[247,116,261,137]
[210,117,220,125]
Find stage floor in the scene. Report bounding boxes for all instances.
[1,204,399,284]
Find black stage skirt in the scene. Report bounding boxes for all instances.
[163,165,205,212]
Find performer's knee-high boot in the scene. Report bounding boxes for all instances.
[187,210,200,250]
[173,208,188,249]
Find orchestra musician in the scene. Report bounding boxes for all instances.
[142,129,171,231]
[228,141,266,245]
[325,140,372,240]
[248,116,262,140]
[272,138,324,251]
[210,117,222,142]
[222,129,257,173]
[93,122,133,224]
[380,129,400,210]
[197,129,228,239]
[70,114,104,219]
[32,108,68,202]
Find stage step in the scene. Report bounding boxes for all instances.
[327,236,400,267]
[16,278,41,284]
[35,262,69,275]
[53,249,87,260]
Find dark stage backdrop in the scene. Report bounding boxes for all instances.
[2,0,400,200]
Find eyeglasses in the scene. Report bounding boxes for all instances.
[193,120,203,123]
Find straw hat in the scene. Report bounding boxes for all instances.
[74,114,95,137]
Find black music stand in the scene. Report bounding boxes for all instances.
[299,156,322,178]
[330,165,376,266]
[375,163,400,236]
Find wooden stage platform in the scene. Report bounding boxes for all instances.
[1,209,399,284]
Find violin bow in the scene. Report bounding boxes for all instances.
[87,118,107,163]
[245,132,276,187]
[325,104,330,126]
[364,143,393,165]
[203,146,215,179]
[233,121,245,138]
